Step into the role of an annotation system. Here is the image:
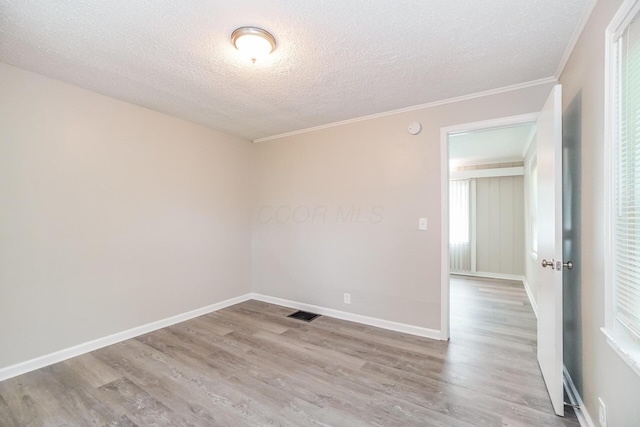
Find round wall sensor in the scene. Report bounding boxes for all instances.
[408,122,422,135]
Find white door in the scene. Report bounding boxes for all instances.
[536,84,564,416]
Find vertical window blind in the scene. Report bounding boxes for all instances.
[450,180,471,245]
[450,179,471,272]
[613,13,640,339]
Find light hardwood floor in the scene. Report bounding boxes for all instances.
[0,277,579,426]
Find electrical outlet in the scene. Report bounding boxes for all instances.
[598,397,607,427]
[418,218,428,231]
[344,293,351,304]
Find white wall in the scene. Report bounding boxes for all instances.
[559,0,640,424]
[0,62,253,370]
[252,83,554,331]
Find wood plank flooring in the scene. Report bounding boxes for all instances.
[0,277,579,426]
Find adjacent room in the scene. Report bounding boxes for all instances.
[1,1,639,426]
[447,124,541,407]
[448,123,533,279]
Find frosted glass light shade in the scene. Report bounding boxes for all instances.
[231,27,276,63]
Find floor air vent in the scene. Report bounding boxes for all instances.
[287,310,320,322]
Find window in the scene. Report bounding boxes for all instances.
[604,0,640,377]
[449,180,470,244]
[449,179,472,273]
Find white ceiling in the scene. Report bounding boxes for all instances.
[449,123,536,167]
[0,1,589,140]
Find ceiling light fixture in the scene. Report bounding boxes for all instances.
[231,27,276,63]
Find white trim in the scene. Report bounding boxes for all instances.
[441,113,542,345]
[441,125,451,341]
[563,366,596,427]
[254,79,555,143]
[522,277,538,318]
[444,113,539,136]
[554,0,599,79]
[450,166,524,180]
[0,293,252,382]
[452,271,524,282]
[250,293,444,341]
[612,0,640,39]
[603,0,618,337]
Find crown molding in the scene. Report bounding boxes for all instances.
[253,77,557,143]
[554,0,599,79]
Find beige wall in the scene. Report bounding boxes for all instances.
[3,11,636,422]
[0,63,253,370]
[252,83,554,330]
[560,0,640,424]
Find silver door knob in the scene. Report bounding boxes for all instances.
[542,259,555,268]
[563,261,573,270]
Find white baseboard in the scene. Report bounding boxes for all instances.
[452,271,525,282]
[563,366,595,427]
[0,293,252,382]
[1,292,444,382]
[250,293,444,340]
[522,277,538,318]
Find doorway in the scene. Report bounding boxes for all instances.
[439,113,539,340]
[438,113,582,422]
[444,118,540,358]
[440,85,576,418]
[448,123,533,280]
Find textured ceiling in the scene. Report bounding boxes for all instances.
[449,123,536,166]
[0,0,589,140]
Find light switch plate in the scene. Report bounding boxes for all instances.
[419,218,428,231]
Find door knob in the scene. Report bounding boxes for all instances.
[562,261,573,270]
[542,259,555,268]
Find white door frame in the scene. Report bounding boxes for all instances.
[439,112,539,340]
